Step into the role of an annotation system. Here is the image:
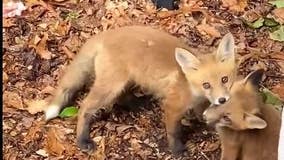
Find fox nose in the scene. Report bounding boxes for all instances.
[218,97,226,104]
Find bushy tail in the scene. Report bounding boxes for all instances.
[45,52,96,120]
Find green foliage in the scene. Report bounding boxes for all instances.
[59,106,79,118]
[261,88,283,106]
[269,25,284,42]
[269,0,284,8]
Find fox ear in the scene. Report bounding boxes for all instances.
[175,48,200,72]
[244,113,267,129]
[216,33,235,63]
[243,69,265,88]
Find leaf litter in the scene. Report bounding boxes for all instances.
[3,0,284,159]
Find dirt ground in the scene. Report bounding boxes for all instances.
[3,0,284,159]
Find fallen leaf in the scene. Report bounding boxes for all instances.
[202,141,220,152]
[116,125,134,135]
[269,25,284,42]
[244,17,264,29]
[222,0,248,12]
[45,128,66,156]
[36,149,49,157]
[130,138,142,151]
[269,0,284,8]
[59,106,78,118]
[41,86,55,95]
[33,34,42,45]
[264,18,279,27]
[3,91,24,110]
[30,32,52,59]
[50,21,71,36]
[93,136,106,160]
[3,18,16,27]
[63,35,82,52]
[196,21,221,37]
[61,46,75,59]
[261,88,283,105]
[38,23,48,29]
[24,122,43,144]
[272,84,284,100]
[3,72,9,83]
[273,8,284,24]
[25,99,47,114]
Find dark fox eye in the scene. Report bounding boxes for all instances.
[221,76,228,84]
[222,115,232,123]
[203,82,211,89]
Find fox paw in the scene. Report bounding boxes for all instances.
[77,138,96,152]
[170,141,187,156]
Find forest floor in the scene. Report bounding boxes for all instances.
[3,0,284,159]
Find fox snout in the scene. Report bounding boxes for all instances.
[213,95,230,105]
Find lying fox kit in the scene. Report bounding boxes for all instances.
[203,69,281,160]
[44,26,237,154]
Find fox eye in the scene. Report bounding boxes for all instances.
[222,115,231,123]
[221,76,228,84]
[202,82,211,89]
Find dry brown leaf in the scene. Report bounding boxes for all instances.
[157,10,177,18]
[25,99,47,114]
[41,86,55,95]
[202,141,220,152]
[3,18,16,27]
[45,128,66,156]
[116,125,134,135]
[272,84,284,100]
[3,72,9,83]
[273,8,284,24]
[33,34,42,45]
[222,0,247,12]
[36,149,49,157]
[130,138,142,151]
[196,23,221,38]
[38,23,48,29]
[62,46,75,59]
[63,35,82,52]
[51,21,71,36]
[3,91,24,110]
[30,32,52,59]
[24,122,43,144]
[93,136,106,160]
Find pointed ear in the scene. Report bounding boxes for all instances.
[243,69,265,88]
[175,48,200,72]
[244,113,267,129]
[216,33,235,63]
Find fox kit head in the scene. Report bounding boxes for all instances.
[175,33,236,105]
[203,69,267,131]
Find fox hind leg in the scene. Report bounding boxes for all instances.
[76,76,128,152]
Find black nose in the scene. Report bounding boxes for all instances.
[218,97,226,104]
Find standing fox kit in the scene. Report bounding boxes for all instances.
[44,26,237,153]
[203,69,281,160]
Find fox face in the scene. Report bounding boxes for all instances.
[175,33,236,105]
[203,69,267,131]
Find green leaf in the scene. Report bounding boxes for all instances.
[261,88,283,106]
[244,18,264,29]
[59,106,79,118]
[269,0,284,8]
[269,25,284,42]
[264,18,279,27]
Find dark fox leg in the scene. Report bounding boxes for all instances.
[45,54,95,120]
[163,85,190,155]
[76,75,128,152]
